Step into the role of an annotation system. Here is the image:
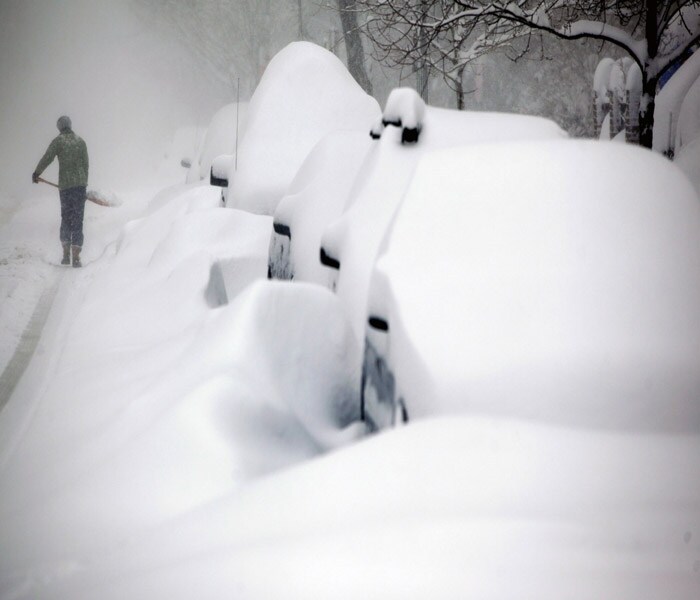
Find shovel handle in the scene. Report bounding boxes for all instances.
[37,176,59,188]
[37,176,114,207]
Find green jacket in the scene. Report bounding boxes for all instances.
[35,130,89,190]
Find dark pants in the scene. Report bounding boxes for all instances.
[59,186,86,247]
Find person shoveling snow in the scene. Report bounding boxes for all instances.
[32,115,119,267]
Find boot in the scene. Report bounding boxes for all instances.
[61,243,70,265]
[71,245,82,268]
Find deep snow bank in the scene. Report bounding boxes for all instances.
[0,182,362,598]
[19,416,700,600]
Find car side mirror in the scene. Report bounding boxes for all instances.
[273,222,291,238]
[320,247,340,270]
[368,316,389,332]
[210,155,233,188]
[210,168,228,188]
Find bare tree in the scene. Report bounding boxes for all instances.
[355,0,525,108]
[336,0,374,93]
[355,0,700,148]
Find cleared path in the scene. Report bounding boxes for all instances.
[0,271,61,411]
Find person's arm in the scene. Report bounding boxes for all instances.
[83,140,89,181]
[33,138,59,181]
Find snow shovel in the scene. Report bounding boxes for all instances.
[36,177,121,207]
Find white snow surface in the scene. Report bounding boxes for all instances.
[226,42,380,215]
[369,140,700,430]
[8,416,700,600]
[0,129,699,598]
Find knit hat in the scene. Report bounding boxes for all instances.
[57,115,72,132]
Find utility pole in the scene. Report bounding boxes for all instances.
[298,0,304,40]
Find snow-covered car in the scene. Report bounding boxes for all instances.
[363,140,700,430]
[319,88,567,350]
[218,41,379,216]
[267,130,372,283]
[182,102,247,186]
[165,125,206,178]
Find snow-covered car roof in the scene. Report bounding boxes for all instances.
[226,41,380,216]
[322,104,567,343]
[369,139,700,431]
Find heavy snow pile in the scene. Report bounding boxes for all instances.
[7,416,700,599]
[0,55,698,596]
[226,41,380,215]
[369,140,700,429]
[0,139,698,599]
[0,181,362,599]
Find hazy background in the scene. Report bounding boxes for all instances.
[0,0,601,210]
[0,0,229,203]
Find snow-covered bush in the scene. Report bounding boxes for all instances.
[226,41,380,215]
[365,139,700,430]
